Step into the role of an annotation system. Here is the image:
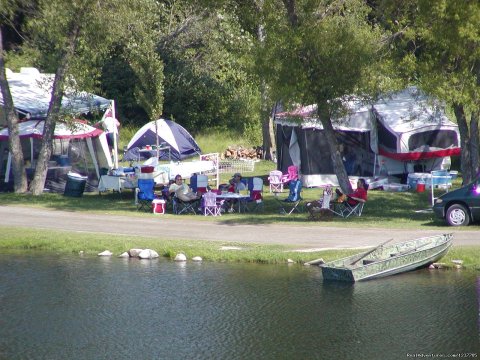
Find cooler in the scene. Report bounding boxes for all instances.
[407,173,427,190]
[152,199,166,214]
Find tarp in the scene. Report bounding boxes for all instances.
[124,119,201,161]
[0,120,104,140]
[0,67,111,121]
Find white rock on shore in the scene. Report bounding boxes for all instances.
[139,249,159,259]
[128,248,144,258]
[192,256,203,262]
[174,253,187,262]
[98,250,113,256]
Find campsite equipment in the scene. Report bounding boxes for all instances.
[152,199,166,214]
[417,179,425,193]
[124,119,201,162]
[319,234,452,282]
[275,87,460,187]
[64,173,88,197]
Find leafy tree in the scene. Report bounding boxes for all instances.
[0,0,33,192]
[373,0,480,183]
[158,1,262,143]
[261,0,385,192]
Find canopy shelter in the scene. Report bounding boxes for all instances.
[124,119,201,162]
[0,120,112,192]
[0,67,119,191]
[0,67,110,122]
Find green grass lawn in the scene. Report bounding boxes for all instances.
[0,162,475,230]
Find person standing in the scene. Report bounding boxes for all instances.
[101,115,120,148]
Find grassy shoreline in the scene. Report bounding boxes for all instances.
[1,159,478,270]
[1,225,478,271]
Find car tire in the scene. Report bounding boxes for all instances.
[445,204,470,226]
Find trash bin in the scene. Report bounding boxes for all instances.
[64,173,88,197]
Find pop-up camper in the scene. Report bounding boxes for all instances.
[275,87,461,187]
[372,87,460,175]
[0,67,114,191]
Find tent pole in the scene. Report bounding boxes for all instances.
[111,100,119,169]
[86,137,100,179]
[155,119,159,160]
[5,152,11,183]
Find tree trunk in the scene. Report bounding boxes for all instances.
[0,28,27,192]
[469,110,479,179]
[29,23,81,195]
[317,105,352,193]
[261,100,276,161]
[453,103,474,184]
[256,7,276,161]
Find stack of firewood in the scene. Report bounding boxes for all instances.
[222,146,263,160]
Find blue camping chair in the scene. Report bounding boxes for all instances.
[135,178,158,211]
[276,179,304,215]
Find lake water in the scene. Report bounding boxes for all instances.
[0,254,478,360]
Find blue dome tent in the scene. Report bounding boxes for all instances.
[124,119,201,162]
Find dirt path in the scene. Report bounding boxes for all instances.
[0,205,477,250]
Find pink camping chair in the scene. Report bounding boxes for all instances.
[268,170,286,193]
[282,165,299,183]
[202,191,224,216]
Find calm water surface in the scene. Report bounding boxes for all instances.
[0,254,478,360]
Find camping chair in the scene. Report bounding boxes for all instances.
[268,170,287,193]
[202,191,224,216]
[331,196,366,218]
[276,179,304,215]
[135,178,158,211]
[281,165,299,183]
[173,194,200,215]
[190,174,209,195]
[246,177,264,213]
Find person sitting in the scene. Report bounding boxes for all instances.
[228,173,247,193]
[335,178,368,206]
[226,172,247,213]
[169,174,200,202]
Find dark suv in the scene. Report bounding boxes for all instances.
[433,178,480,226]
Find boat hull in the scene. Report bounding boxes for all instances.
[320,234,452,282]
